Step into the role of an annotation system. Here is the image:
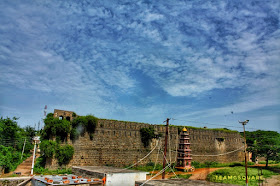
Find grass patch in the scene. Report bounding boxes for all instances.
[207,166,278,186]
[271,164,280,168]
[128,163,164,172]
[259,160,279,164]
[191,161,254,168]
[261,164,280,174]
[34,167,72,175]
[170,174,192,179]
[8,174,18,177]
[128,162,176,173]
[169,125,239,133]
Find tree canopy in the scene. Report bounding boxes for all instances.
[0,117,35,173]
[245,130,280,167]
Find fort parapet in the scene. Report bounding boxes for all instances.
[47,111,245,169]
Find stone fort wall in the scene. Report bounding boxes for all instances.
[46,117,245,169]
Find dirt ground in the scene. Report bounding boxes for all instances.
[263,175,280,186]
[147,165,280,185]
[146,167,223,180]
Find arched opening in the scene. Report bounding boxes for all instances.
[59,116,64,120]
[66,116,71,121]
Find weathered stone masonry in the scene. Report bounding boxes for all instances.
[46,118,245,169]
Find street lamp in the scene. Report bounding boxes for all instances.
[239,120,249,186]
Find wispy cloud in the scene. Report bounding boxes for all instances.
[0,0,279,131]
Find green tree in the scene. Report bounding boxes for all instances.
[40,140,57,158]
[24,126,36,139]
[0,117,32,173]
[71,115,98,139]
[245,130,280,167]
[55,145,74,166]
[42,114,71,142]
[0,117,21,146]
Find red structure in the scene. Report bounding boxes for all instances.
[176,127,194,172]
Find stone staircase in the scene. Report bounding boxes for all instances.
[12,153,40,176]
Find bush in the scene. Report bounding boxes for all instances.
[128,163,163,172]
[85,115,98,134]
[140,126,156,147]
[39,140,74,167]
[55,145,74,166]
[247,161,255,165]
[34,167,72,175]
[71,115,98,140]
[146,162,155,167]
[259,160,277,164]
[42,116,71,141]
[229,162,243,167]
[0,117,33,173]
[34,156,46,169]
[40,140,57,158]
[170,174,192,179]
[70,128,79,141]
[0,145,22,173]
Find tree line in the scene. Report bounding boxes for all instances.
[0,117,36,173]
[244,130,280,167]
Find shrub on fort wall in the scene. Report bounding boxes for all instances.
[55,145,74,166]
[42,114,71,142]
[40,140,58,158]
[39,113,98,168]
[140,126,156,147]
[71,115,98,140]
[40,140,74,166]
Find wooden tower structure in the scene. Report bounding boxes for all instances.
[176,127,194,171]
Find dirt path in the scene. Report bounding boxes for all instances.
[189,168,223,180]
[147,167,223,180]
[263,175,280,186]
[13,155,34,176]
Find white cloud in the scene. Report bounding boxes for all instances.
[0,0,279,131]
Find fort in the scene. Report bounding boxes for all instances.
[46,110,245,169]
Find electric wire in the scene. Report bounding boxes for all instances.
[122,139,159,171]
[151,140,162,175]
[140,163,172,186]
[172,118,259,130]
[162,151,178,178]
[173,145,245,157]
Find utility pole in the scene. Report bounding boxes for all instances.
[239,120,249,186]
[31,140,37,175]
[31,136,40,175]
[21,138,26,160]
[162,118,170,179]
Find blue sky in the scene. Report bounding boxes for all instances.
[0,0,279,132]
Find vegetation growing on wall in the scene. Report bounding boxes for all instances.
[71,115,98,141]
[140,126,156,147]
[172,125,238,134]
[40,140,57,158]
[41,113,71,142]
[39,113,98,168]
[40,140,74,166]
[55,145,74,166]
[42,113,98,142]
